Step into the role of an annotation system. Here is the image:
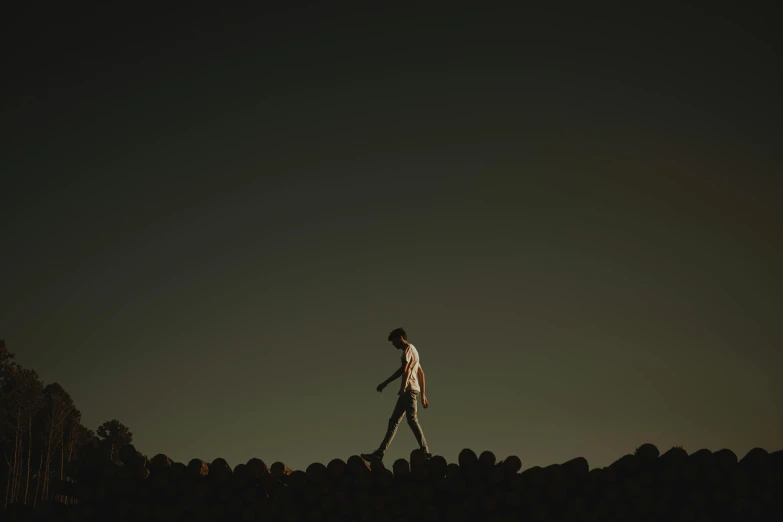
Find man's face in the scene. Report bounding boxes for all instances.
[390,336,406,350]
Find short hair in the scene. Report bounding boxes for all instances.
[388,328,407,341]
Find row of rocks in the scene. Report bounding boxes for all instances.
[3,443,781,522]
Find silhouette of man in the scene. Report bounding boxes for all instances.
[362,328,431,462]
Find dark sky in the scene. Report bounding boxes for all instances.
[2,5,781,471]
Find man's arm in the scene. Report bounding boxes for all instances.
[417,365,429,408]
[377,364,404,392]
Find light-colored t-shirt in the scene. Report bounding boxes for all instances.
[400,343,421,393]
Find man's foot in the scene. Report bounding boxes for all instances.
[361,450,384,462]
[423,451,433,460]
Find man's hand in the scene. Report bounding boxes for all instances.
[421,394,429,408]
[376,382,387,393]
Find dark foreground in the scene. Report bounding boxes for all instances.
[4,444,782,522]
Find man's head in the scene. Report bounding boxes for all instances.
[387,327,408,350]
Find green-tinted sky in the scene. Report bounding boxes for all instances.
[1,5,781,471]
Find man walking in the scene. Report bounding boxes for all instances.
[362,328,432,462]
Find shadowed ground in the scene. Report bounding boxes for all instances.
[3,442,781,522]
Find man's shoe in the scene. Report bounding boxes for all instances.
[361,450,384,462]
[423,452,433,460]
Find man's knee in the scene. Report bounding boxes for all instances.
[406,411,418,425]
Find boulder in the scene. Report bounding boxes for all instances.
[149,454,172,473]
[596,467,616,484]
[187,459,209,478]
[503,455,522,475]
[410,454,428,482]
[346,455,370,476]
[544,463,565,483]
[634,443,660,464]
[689,448,715,471]
[713,449,738,473]
[393,458,410,479]
[306,462,327,483]
[286,470,307,491]
[373,467,394,488]
[427,455,448,479]
[232,463,247,483]
[458,448,479,473]
[210,458,232,482]
[739,448,769,472]
[768,449,783,470]
[271,461,292,477]
[521,466,546,488]
[562,457,589,481]
[609,454,640,477]
[660,446,688,464]
[478,450,496,470]
[246,458,270,479]
[445,463,461,480]
[326,459,345,479]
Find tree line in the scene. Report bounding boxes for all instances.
[0,340,135,509]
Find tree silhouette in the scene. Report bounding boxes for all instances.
[40,383,74,502]
[0,341,119,508]
[2,367,44,507]
[0,340,18,402]
[96,420,132,465]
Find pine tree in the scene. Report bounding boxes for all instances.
[96,420,133,465]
